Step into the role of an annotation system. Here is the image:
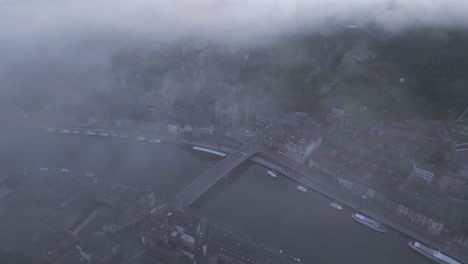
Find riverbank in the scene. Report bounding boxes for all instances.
[14,122,468,262]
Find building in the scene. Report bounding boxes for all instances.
[397,204,445,235]
[179,124,193,134]
[168,124,179,134]
[283,134,322,163]
[215,100,241,128]
[58,238,124,264]
[412,160,436,183]
[93,180,139,209]
[255,110,278,127]
[455,234,468,248]
[141,231,179,263]
[439,173,468,196]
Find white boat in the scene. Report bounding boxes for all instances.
[351,213,386,232]
[148,139,161,144]
[59,129,71,134]
[329,201,343,210]
[61,168,69,173]
[85,131,96,136]
[85,172,95,177]
[73,131,81,134]
[136,136,146,141]
[296,185,308,192]
[267,170,278,178]
[98,132,108,137]
[408,241,461,264]
[44,128,55,133]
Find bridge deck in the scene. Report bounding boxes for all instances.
[175,147,258,206]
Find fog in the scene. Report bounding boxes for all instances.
[3,0,468,45]
[1,0,468,121]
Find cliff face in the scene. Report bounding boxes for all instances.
[4,27,468,121]
[158,45,248,105]
[126,31,376,112]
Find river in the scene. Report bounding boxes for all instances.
[0,128,431,263]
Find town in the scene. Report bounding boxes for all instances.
[2,92,468,263]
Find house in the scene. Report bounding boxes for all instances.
[283,134,322,163]
[397,204,445,235]
[438,173,468,196]
[412,159,436,183]
[168,124,179,134]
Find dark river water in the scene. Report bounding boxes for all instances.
[0,128,431,263]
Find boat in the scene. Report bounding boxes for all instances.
[329,201,343,211]
[73,131,81,134]
[85,131,96,136]
[408,241,461,264]
[98,132,108,137]
[351,213,386,232]
[148,139,161,144]
[267,170,278,178]
[296,185,308,192]
[136,136,146,141]
[44,128,55,133]
[59,129,71,134]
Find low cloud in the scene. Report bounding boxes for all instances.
[0,0,467,119]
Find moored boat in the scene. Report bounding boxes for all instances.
[267,170,278,178]
[296,185,308,192]
[351,213,386,232]
[329,201,343,210]
[408,241,461,264]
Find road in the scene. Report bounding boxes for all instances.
[175,146,259,207]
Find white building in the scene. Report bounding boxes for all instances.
[179,124,193,134]
[167,124,179,134]
[284,135,322,163]
[412,160,435,183]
